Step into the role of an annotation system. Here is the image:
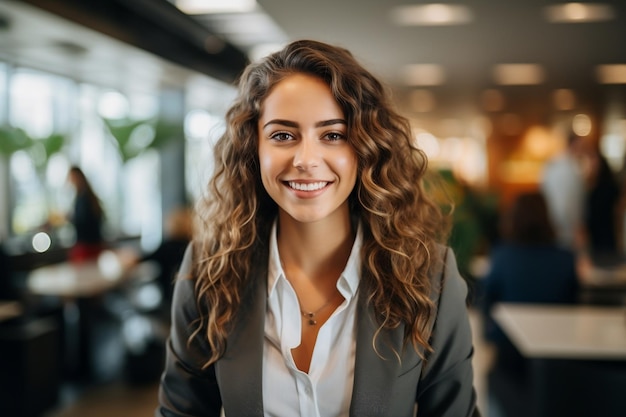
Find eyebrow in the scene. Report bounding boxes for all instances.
[262,118,347,129]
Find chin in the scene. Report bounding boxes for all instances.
[278,205,330,224]
[285,212,328,224]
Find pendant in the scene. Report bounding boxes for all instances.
[303,312,317,325]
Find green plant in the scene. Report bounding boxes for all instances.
[0,125,67,166]
[102,117,183,163]
[0,125,32,155]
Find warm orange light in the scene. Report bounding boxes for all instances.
[544,3,615,23]
[596,65,626,84]
[401,64,446,86]
[493,64,545,85]
[390,4,473,26]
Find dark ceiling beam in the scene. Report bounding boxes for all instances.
[18,0,249,84]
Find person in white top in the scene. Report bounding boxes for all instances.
[540,132,588,251]
[157,40,480,417]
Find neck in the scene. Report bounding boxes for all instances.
[277,209,355,283]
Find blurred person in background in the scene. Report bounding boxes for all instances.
[482,192,580,417]
[156,39,479,416]
[118,206,193,314]
[482,192,580,372]
[66,165,106,263]
[540,132,587,252]
[583,149,621,264]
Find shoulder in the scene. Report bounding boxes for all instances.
[430,245,469,307]
[170,243,202,325]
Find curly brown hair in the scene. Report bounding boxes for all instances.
[193,39,450,366]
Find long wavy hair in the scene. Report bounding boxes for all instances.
[194,39,450,366]
[68,165,104,220]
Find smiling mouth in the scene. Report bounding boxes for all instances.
[287,181,329,191]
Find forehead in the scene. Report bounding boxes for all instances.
[259,73,344,120]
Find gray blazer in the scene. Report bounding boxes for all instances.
[157,244,479,417]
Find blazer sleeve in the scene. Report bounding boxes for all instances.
[416,247,480,417]
[156,245,223,417]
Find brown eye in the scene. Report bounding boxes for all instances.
[270,132,294,142]
[324,132,346,141]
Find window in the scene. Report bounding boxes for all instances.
[3,66,163,251]
[8,69,68,235]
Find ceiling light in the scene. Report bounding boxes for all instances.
[596,65,626,84]
[401,64,446,86]
[544,3,615,23]
[390,4,473,26]
[493,64,545,85]
[175,0,257,14]
[553,89,576,110]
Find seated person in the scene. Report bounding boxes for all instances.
[482,192,580,371]
[118,207,192,315]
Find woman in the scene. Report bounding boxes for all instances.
[482,192,579,366]
[67,165,105,262]
[157,40,478,416]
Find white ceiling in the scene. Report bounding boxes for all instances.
[0,0,218,93]
[256,0,626,93]
[199,0,626,123]
[2,0,626,125]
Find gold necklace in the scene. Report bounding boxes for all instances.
[279,258,341,326]
[300,293,340,326]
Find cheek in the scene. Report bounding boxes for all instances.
[336,152,358,183]
[258,147,278,188]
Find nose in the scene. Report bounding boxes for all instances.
[293,137,320,170]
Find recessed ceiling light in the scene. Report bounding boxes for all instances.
[596,65,626,84]
[493,64,545,85]
[390,4,473,26]
[176,0,257,14]
[401,64,446,86]
[553,89,576,110]
[544,3,615,23]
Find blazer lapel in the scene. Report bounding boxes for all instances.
[215,262,267,417]
[350,292,405,417]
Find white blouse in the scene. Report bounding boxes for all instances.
[263,221,362,417]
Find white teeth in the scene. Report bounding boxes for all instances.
[288,181,328,191]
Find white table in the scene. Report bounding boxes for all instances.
[27,251,127,298]
[491,303,626,360]
[490,303,626,417]
[25,251,131,380]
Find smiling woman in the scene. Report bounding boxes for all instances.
[258,73,357,225]
[157,39,480,417]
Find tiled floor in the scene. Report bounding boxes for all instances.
[44,309,495,417]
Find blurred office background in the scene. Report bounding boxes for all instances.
[0,1,625,416]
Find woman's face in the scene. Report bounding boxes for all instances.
[257,73,357,224]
